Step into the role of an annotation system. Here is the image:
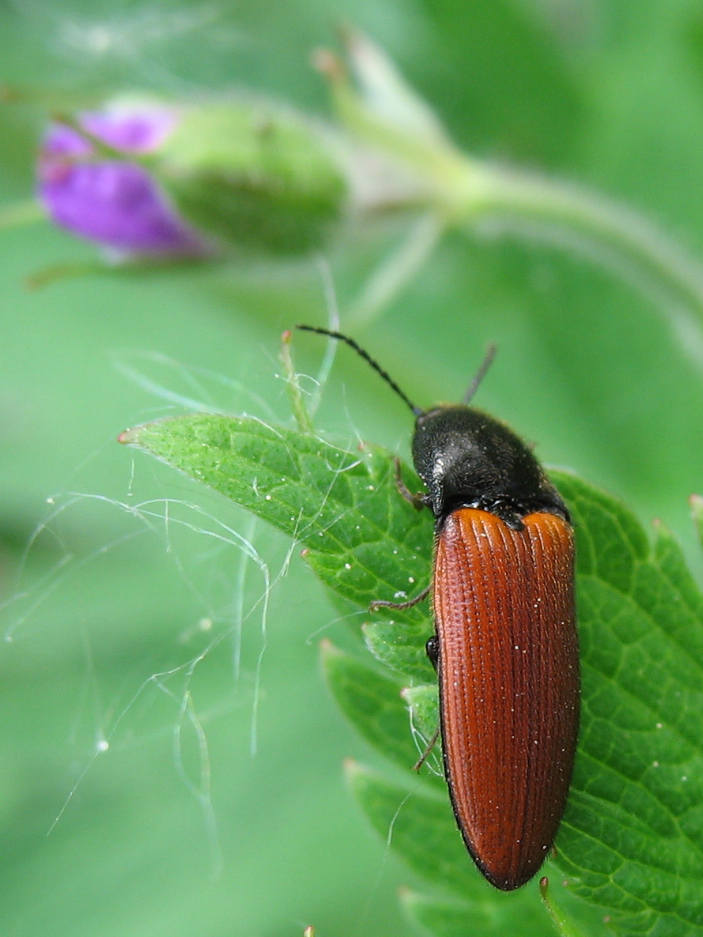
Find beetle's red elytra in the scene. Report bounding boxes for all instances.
[297,325,579,890]
[435,508,577,889]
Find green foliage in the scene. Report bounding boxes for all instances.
[122,413,703,937]
[399,888,548,937]
[6,4,703,936]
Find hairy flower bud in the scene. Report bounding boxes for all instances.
[37,97,348,258]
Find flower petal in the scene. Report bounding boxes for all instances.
[80,108,178,153]
[38,158,208,255]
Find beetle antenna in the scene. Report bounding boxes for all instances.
[463,344,497,405]
[296,325,422,416]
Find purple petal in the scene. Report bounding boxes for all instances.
[79,108,178,153]
[38,160,208,255]
[41,123,93,159]
[38,108,209,256]
[41,106,177,159]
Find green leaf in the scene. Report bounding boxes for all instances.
[320,640,415,769]
[345,761,548,930]
[119,413,436,683]
[320,640,443,786]
[552,474,703,936]
[399,887,552,937]
[400,881,614,937]
[401,683,440,748]
[121,414,703,936]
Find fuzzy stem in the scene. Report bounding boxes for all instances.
[327,45,703,328]
[279,330,314,435]
[449,158,703,319]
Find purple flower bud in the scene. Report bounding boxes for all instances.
[38,106,210,256]
[37,97,350,259]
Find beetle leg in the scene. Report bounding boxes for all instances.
[394,457,429,511]
[413,725,441,772]
[369,583,430,612]
[411,636,441,770]
[425,635,439,671]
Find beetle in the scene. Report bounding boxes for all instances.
[297,324,579,891]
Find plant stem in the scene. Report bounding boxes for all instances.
[279,330,314,435]
[451,158,703,320]
[348,212,444,330]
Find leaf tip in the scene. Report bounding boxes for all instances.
[320,638,344,660]
[319,637,341,666]
[311,46,346,82]
[343,757,362,782]
[117,427,138,445]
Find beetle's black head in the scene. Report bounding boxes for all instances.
[294,327,568,529]
[412,405,568,528]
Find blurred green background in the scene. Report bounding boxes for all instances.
[3,1,703,935]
